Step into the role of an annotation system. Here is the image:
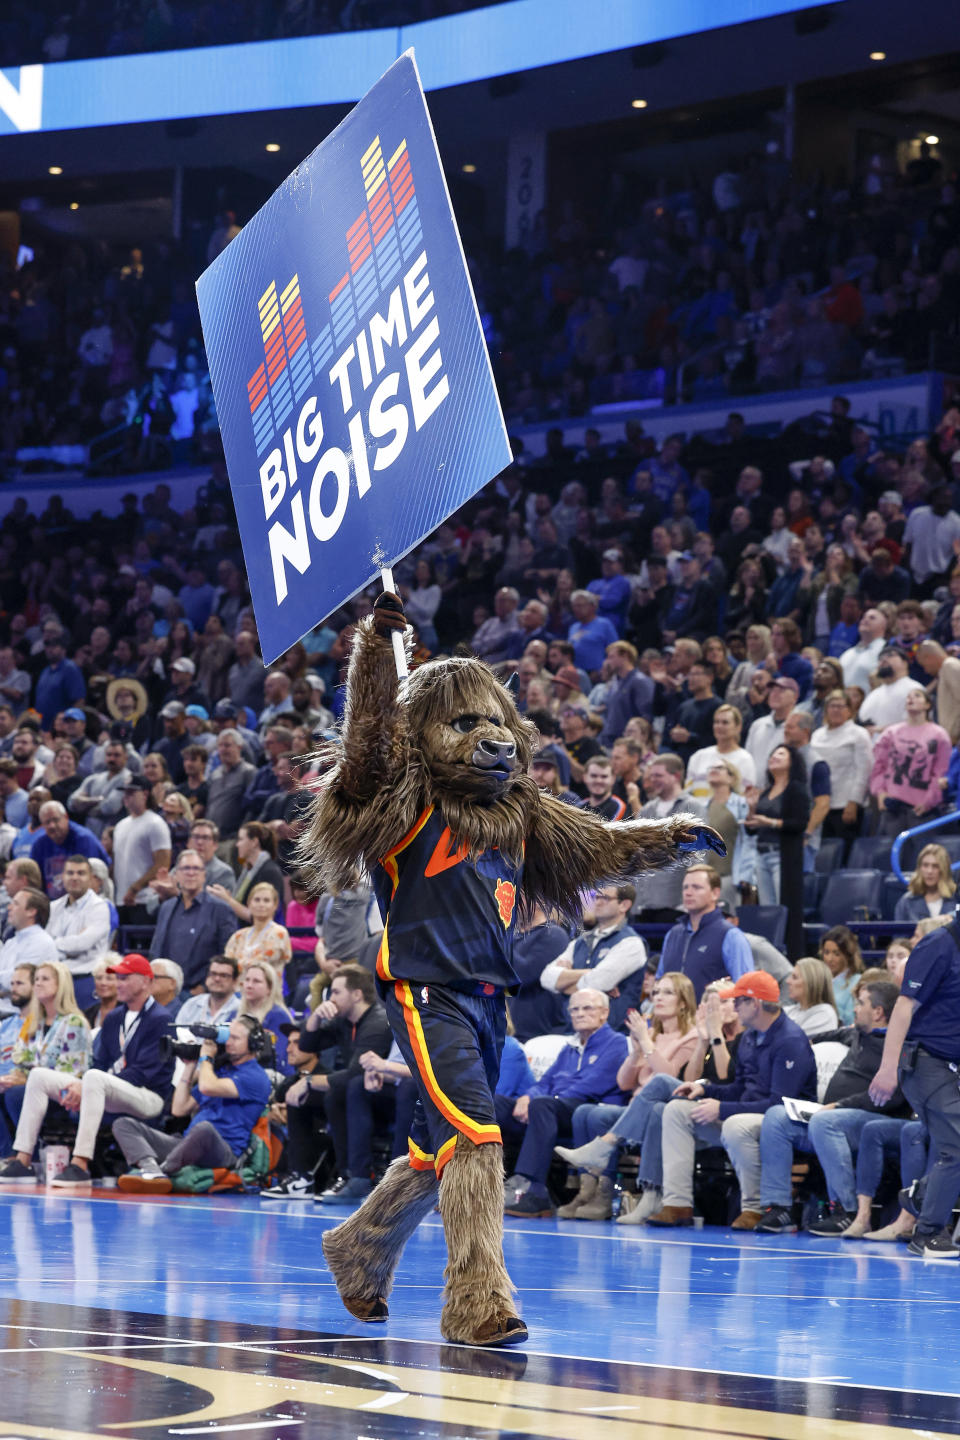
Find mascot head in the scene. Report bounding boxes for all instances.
[405,656,536,804]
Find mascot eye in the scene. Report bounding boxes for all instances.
[452,716,479,735]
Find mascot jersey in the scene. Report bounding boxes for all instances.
[373,805,522,991]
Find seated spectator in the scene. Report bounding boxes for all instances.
[85,957,120,1034]
[529,746,581,809]
[46,742,83,808]
[178,745,210,816]
[158,791,194,865]
[150,958,185,1017]
[871,689,952,836]
[783,957,839,1037]
[510,904,570,1042]
[820,925,864,1025]
[755,978,909,1235]
[284,880,320,992]
[0,885,58,998]
[656,864,753,999]
[224,883,292,977]
[46,855,112,1010]
[0,963,34,1153]
[148,849,237,991]
[30,802,108,901]
[580,756,627,822]
[291,965,392,1203]
[685,704,756,802]
[893,844,959,923]
[554,973,699,1220]
[208,822,285,923]
[176,955,242,1028]
[540,883,645,1030]
[501,988,629,1218]
[646,970,816,1229]
[113,1014,272,1193]
[471,587,522,664]
[237,960,292,1073]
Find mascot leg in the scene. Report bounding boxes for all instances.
[439,1136,527,1347]
[321,1156,438,1322]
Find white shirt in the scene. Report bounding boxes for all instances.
[859,677,925,733]
[685,744,756,800]
[903,506,960,582]
[46,888,112,976]
[839,637,885,694]
[745,714,785,780]
[112,810,172,902]
[0,925,58,1015]
[540,923,647,995]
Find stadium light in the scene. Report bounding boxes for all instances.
[48,165,63,175]
[868,50,886,60]
[925,135,939,146]
[265,142,280,153]
[631,98,648,109]
[462,163,477,173]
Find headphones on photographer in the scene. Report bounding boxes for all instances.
[235,1013,270,1059]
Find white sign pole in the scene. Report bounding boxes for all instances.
[379,567,409,683]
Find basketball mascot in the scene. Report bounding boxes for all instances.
[303,593,723,1347]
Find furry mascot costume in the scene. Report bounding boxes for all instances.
[304,593,724,1347]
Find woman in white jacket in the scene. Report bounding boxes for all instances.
[809,690,874,857]
[783,957,839,1037]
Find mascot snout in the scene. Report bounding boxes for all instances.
[471,737,516,775]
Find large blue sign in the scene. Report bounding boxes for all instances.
[196,50,510,664]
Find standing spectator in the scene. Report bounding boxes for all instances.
[208,822,285,923]
[470,587,522,664]
[634,757,704,922]
[916,640,960,746]
[34,626,86,729]
[769,618,813,699]
[871,689,952,836]
[656,865,753,999]
[599,642,654,747]
[228,631,267,716]
[148,849,237,991]
[46,857,112,1011]
[725,625,772,716]
[206,730,256,838]
[839,606,888,694]
[869,921,960,1258]
[744,746,810,958]
[745,675,798,777]
[810,690,874,852]
[580,757,627,823]
[539,882,645,1031]
[859,646,925,736]
[685,704,756,802]
[224,883,292,978]
[893,845,958,924]
[112,778,172,921]
[567,591,618,676]
[587,549,631,634]
[902,486,960,596]
[68,739,133,837]
[666,660,722,767]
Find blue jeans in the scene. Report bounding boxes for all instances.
[854,1116,914,1197]
[570,1102,627,1178]
[570,1074,682,1183]
[755,848,780,906]
[761,1105,878,1211]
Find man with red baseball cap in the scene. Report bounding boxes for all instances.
[646,970,816,1231]
[0,952,176,1187]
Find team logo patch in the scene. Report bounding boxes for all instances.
[495,879,516,929]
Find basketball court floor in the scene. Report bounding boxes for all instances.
[0,1183,958,1439]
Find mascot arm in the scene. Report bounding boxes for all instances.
[522,792,725,919]
[335,597,412,805]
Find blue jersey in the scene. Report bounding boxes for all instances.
[372,805,522,991]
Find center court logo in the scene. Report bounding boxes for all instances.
[243,129,450,607]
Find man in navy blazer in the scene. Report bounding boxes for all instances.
[0,953,176,1186]
[148,848,237,990]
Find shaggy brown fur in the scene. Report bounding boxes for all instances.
[320,1157,438,1321]
[298,615,714,923]
[438,1138,527,1347]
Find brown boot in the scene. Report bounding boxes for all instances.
[645,1204,694,1227]
[731,1210,764,1231]
[439,1137,527,1347]
[557,1172,596,1219]
[321,1156,438,1322]
[575,1174,613,1221]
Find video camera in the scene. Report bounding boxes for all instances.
[160,1022,231,1064]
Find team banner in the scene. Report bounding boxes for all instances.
[196,50,510,664]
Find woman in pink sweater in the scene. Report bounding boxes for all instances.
[871,688,952,836]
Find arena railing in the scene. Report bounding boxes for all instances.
[890,809,960,886]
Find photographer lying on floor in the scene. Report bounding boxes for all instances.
[112,1015,272,1193]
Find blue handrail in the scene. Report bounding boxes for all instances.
[890,808,960,885]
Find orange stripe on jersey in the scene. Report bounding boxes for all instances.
[408,1138,434,1171]
[379,805,434,898]
[423,825,470,878]
[395,981,501,1147]
[435,1135,458,1176]
[375,918,393,982]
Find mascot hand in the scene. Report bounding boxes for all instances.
[372,591,407,639]
[677,824,727,858]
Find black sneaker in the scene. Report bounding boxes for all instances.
[907,1227,960,1260]
[261,1174,315,1201]
[50,1163,94,1188]
[504,1188,554,1218]
[756,1205,797,1234]
[0,1159,37,1185]
[808,1205,858,1236]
